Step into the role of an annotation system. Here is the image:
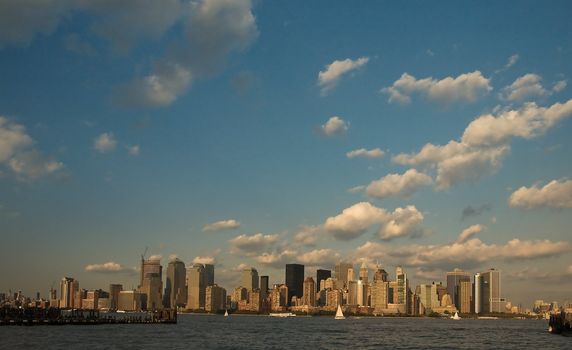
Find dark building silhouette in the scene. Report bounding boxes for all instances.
[316,269,331,290]
[285,264,304,306]
[260,275,269,300]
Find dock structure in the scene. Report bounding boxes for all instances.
[0,307,177,326]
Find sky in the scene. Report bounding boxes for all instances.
[1,0,571,307]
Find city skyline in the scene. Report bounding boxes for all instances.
[1,0,572,308]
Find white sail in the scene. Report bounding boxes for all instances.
[335,305,345,320]
[224,310,229,317]
[452,311,461,320]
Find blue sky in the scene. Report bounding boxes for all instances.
[1,0,571,306]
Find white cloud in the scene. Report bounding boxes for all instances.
[456,224,485,244]
[462,99,572,147]
[203,219,241,232]
[321,116,349,136]
[393,99,572,189]
[505,54,519,69]
[382,71,492,105]
[255,250,297,268]
[229,233,279,256]
[192,256,216,265]
[346,148,385,159]
[115,0,258,107]
[323,202,425,241]
[377,205,425,241]
[355,237,571,271]
[365,169,432,199]
[348,185,366,194]
[508,179,572,209]
[500,74,549,101]
[0,117,63,180]
[553,80,567,93]
[94,132,117,153]
[297,249,341,267]
[127,144,140,156]
[317,57,369,95]
[293,225,321,246]
[85,261,136,274]
[148,254,162,261]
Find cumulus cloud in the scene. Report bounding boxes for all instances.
[365,169,432,199]
[456,224,485,244]
[346,148,385,159]
[0,0,69,48]
[192,256,216,265]
[393,99,572,188]
[317,57,369,95]
[148,254,162,261]
[85,261,136,274]
[297,249,341,267]
[255,250,297,268]
[461,204,491,220]
[553,80,567,93]
[115,0,258,107]
[323,202,425,241]
[94,132,117,153]
[377,205,425,241]
[0,117,63,180]
[381,71,492,105]
[500,74,549,102]
[321,116,349,137]
[293,225,321,247]
[229,233,279,256]
[203,219,241,232]
[508,179,572,209]
[355,236,571,271]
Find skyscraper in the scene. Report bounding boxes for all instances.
[302,277,316,307]
[186,263,205,310]
[141,272,163,310]
[285,264,304,306]
[359,261,369,282]
[395,266,408,307]
[109,284,123,310]
[205,284,227,313]
[481,268,502,313]
[165,258,186,309]
[446,268,471,309]
[241,268,259,291]
[474,273,482,314]
[260,275,269,300]
[458,280,472,313]
[419,284,439,313]
[371,279,389,310]
[334,262,353,287]
[140,257,162,289]
[316,269,331,291]
[204,264,215,287]
[347,267,355,282]
[373,264,389,282]
[60,277,76,309]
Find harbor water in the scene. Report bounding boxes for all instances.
[1,314,569,349]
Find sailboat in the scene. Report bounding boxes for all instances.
[451,311,461,320]
[224,309,229,317]
[335,305,345,320]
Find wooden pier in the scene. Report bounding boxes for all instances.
[0,307,177,326]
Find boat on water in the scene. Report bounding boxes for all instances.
[269,312,296,318]
[451,312,461,320]
[224,310,228,317]
[335,305,345,320]
[548,312,572,336]
[477,316,499,320]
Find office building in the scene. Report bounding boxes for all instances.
[285,264,304,306]
[165,258,186,309]
[458,280,472,313]
[141,272,163,310]
[396,266,408,308]
[186,263,205,310]
[371,279,389,310]
[109,284,123,310]
[118,290,143,311]
[60,277,76,309]
[241,268,259,292]
[474,273,482,314]
[359,261,369,282]
[447,268,471,309]
[480,268,503,313]
[334,262,353,287]
[140,257,162,289]
[316,269,331,291]
[270,284,288,312]
[419,284,439,313]
[302,277,316,307]
[205,284,227,313]
[249,288,262,312]
[260,275,269,301]
[204,264,215,287]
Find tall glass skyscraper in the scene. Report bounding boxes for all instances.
[285,264,304,306]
